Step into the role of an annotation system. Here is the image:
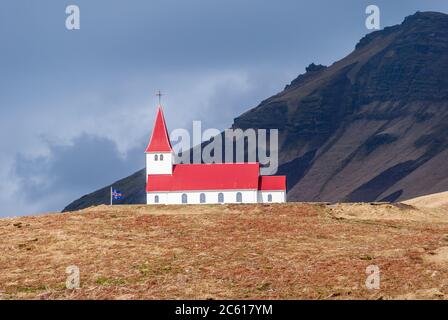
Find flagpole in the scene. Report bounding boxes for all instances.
[110,186,113,206]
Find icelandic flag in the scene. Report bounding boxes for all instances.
[112,189,124,200]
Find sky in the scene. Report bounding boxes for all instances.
[0,0,447,217]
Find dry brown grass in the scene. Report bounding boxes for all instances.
[1,202,448,300]
[404,191,448,210]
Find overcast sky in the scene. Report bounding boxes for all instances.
[0,0,447,216]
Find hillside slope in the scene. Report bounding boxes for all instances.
[2,203,448,299]
[404,191,448,209]
[64,11,448,212]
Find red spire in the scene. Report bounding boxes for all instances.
[145,105,173,153]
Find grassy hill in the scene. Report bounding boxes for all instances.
[404,191,448,209]
[2,202,448,299]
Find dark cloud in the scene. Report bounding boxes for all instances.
[14,134,143,213]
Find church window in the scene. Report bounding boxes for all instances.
[154,195,159,203]
[236,192,242,203]
[218,193,224,203]
[182,193,188,204]
[160,154,164,161]
[267,194,272,202]
[200,193,206,203]
[154,154,158,161]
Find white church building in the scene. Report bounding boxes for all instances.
[145,105,286,205]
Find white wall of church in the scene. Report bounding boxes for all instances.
[147,190,258,205]
[257,191,286,203]
[146,152,173,175]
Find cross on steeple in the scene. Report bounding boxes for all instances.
[156,90,164,105]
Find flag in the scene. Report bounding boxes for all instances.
[111,188,123,200]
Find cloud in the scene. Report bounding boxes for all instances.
[10,134,142,215]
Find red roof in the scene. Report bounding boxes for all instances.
[146,162,286,192]
[145,105,173,153]
[258,175,286,191]
[147,163,260,192]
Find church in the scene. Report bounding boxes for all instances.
[145,105,286,205]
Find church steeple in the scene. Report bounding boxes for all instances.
[145,104,174,176]
[145,105,173,153]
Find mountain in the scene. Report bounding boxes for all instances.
[63,11,448,212]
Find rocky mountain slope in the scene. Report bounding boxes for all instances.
[64,11,448,211]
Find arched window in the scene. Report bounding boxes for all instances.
[267,194,272,202]
[154,154,158,161]
[160,154,164,161]
[200,193,206,203]
[218,193,224,203]
[154,195,159,204]
[182,193,188,204]
[236,192,242,203]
